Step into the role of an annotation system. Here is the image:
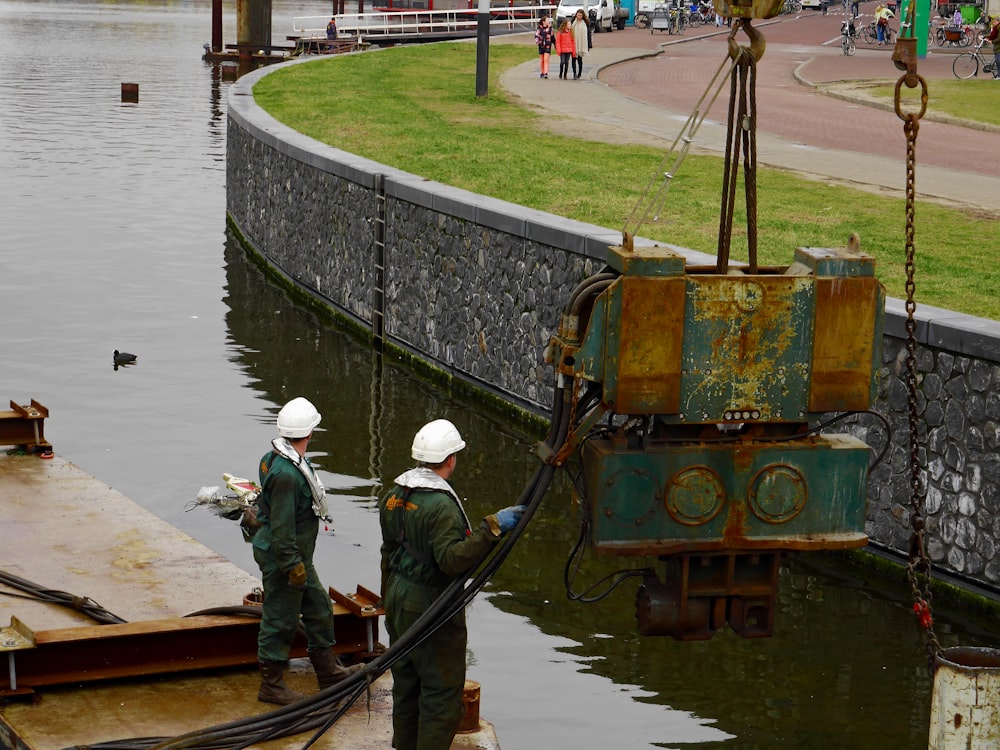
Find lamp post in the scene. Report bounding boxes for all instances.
[476,0,490,97]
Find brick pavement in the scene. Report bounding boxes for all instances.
[498,12,1000,215]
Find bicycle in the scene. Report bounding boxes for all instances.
[840,18,858,55]
[952,36,998,79]
[861,20,894,45]
[687,5,703,26]
[938,24,974,47]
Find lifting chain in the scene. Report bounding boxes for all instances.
[892,22,942,674]
[717,19,764,274]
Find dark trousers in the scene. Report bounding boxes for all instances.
[572,55,583,78]
[386,603,467,750]
[558,52,571,78]
[253,549,336,662]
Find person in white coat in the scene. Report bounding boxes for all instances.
[571,9,590,80]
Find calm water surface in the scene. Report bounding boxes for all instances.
[0,2,996,748]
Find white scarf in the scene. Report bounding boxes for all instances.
[272,437,330,520]
[393,467,471,531]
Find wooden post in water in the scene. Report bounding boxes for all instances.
[212,0,223,52]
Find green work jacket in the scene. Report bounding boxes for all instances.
[379,471,497,613]
[253,450,319,575]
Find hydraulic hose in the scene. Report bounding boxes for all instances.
[0,570,127,625]
[562,271,617,317]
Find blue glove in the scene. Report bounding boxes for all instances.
[493,505,527,534]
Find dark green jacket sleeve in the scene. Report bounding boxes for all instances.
[424,499,497,579]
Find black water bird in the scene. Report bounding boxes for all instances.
[113,350,137,370]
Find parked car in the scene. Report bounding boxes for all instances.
[557,0,627,32]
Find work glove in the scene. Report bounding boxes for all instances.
[288,561,307,589]
[486,505,527,536]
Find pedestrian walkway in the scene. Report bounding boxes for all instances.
[498,23,1000,215]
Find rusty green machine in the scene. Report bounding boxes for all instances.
[541,243,884,640]
[538,0,886,641]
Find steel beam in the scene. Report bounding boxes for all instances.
[1,588,383,695]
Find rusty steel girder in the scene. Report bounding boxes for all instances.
[0,400,51,454]
[0,586,383,696]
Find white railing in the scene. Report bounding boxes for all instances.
[293,4,557,38]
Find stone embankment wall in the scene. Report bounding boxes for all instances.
[227,61,1000,595]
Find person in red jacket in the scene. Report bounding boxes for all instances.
[554,19,576,80]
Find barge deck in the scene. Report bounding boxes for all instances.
[0,453,497,749]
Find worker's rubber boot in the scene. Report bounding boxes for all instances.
[257,660,306,705]
[309,648,365,690]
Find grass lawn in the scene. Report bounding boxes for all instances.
[252,42,999,320]
[870,78,1000,127]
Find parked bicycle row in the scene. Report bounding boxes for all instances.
[952,17,1000,79]
[634,0,717,31]
[838,12,897,54]
[837,11,999,81]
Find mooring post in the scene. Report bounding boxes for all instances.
[211,0,223,52]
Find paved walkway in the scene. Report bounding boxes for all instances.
[499,17,1000,215]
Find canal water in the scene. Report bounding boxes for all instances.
[0,1,996,748]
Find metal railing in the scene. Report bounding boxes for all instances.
[293,4,557,38]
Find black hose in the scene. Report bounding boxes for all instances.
[561,271,616,316]
[0,570,127,625]
[568,276,616,317]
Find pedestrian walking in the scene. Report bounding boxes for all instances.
[535,16,555,78]
[554,19,576,79]
[571,8,590,79]
[987,16,1000,78]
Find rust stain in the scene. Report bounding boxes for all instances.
[616,276,685,413]
[684,276,810,418]
[110,530,163,583]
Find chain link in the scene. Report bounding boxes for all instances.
[895,74,941,673]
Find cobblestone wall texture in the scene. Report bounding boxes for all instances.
[227,62,1000,594]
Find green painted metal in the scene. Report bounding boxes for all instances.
[580,433,871,555]
[672,274,817,424]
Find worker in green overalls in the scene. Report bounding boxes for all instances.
[253,396,361,704]
[379,419,525,750]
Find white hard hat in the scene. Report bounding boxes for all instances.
[411,419,466,463]
[276,397,322,438]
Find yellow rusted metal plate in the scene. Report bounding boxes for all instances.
[809,276,882,413]
[610,276,686,415]
[0,618,35,652]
